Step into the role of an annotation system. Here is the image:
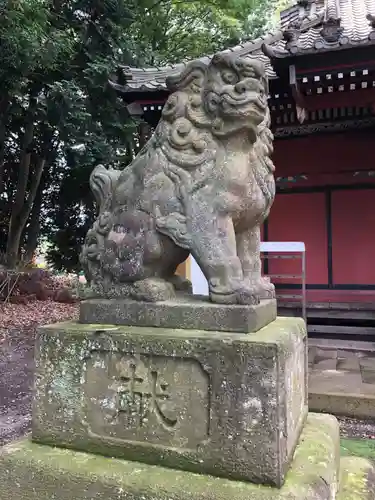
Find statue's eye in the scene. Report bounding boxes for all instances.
[222,71,238,84]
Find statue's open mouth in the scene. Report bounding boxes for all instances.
[222,87,266,105]
[221,92,266,121]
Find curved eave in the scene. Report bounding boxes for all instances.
[108,79,171,94]
[113,30,284,94]
[263,34,375,60]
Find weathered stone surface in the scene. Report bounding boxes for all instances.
[1,414,341,500]
[80,54,276,306]
[32,316,307,487]
[79,296,277,333]
[338,456,375,500]
[309,391,375,420]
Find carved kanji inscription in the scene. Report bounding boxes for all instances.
[109,360,177,429]
[81,351,210,449]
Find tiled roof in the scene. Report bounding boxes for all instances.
[267,0,375,56]
[279,0,325,29]
[111,32,283,93]
[114,0,375,94]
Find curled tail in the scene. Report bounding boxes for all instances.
[90,164,121,214]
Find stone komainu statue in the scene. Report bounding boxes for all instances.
[80,53,276,305]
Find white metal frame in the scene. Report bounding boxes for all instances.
[260,242,306,324]
[190,242,306,324]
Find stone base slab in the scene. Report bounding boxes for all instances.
[0,414,349,500]
[79,296,277,333]
[337,456,375,499]
[32,317,306,487]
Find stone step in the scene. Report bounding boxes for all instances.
[309,337,375,352]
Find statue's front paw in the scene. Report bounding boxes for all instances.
[209,290,238,305]
[209,279,260,306]
[209,278,238,304]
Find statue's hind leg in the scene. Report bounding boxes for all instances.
[236,225,275,300]
[190,212,259,305]
[131,233,190,301]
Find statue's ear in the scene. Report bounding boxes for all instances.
[166,61,208,94]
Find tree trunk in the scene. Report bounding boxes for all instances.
[6,156,46,267]
[24,178,44,264]
[125,140,133,163]
[6,93,38,267]
[0,92,11,196]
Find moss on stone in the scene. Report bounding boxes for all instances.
[32,315,308,486]
[286,413,339,485]
[337,457,375,500]
[40,316,306,346]
[1,414,339,500]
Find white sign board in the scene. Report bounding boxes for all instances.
[191,256,209,296]
[260,242,305,252]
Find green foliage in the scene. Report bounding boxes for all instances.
[0,0,136,268]
[46,164,96,273]
[129,0,276,65]
[0,0,75,90]
[41,1,138,271]
[1,0,283,272]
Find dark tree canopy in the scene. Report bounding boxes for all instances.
[0,0,285,272]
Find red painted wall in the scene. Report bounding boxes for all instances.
[267,193,328,285]
[273,130,375,178]
[331,189,375,286]
[264,130,375,296]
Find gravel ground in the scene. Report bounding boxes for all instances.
[0,301,79,445]
[338,416,375,440]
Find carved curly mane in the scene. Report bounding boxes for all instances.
[251,107,276,210]
[152,54,273,244]
[156,54,269,173]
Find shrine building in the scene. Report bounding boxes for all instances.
[112,0,375,327]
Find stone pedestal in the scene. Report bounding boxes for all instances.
[1,313,374,499]
[32,316,307,487]
[79,296,277,333]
